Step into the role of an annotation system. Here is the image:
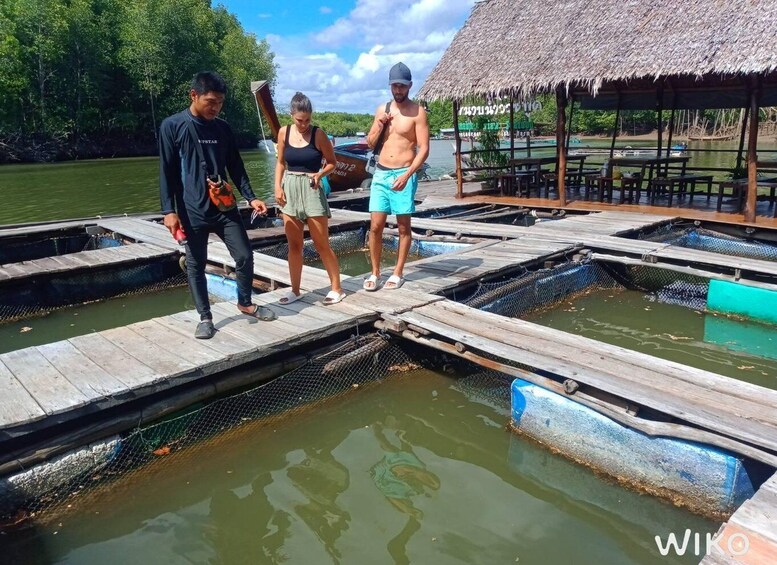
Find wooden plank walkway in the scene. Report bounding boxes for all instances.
[0,243,174,282]
[702,471,777,564]
[97,217,341,290]
[0,282,449,440]
[386,300,777,458]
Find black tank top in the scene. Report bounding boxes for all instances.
[284,126,322,173]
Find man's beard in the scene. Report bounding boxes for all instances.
[393,93,407,103]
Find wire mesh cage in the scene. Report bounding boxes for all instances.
[462,260,711,318]
[0,333,422,528]
[638,224,777,262]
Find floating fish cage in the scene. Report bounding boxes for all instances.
[254,227,471,264]
[0,226,121,265]
[634,221,777,262]
[0,334,418,527]
[0,228,186,323]
[414,204,573,226]
[454,258,777,516]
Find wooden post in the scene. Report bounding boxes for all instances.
[453,100,463,199]
[509,94,515,163]
[736,105,750,172]
[666,105,676,158]
[556,86,567,206]
[609,93,621,158]
[565,95,575,150]
[657,82,664,160]
[745,85,759,222]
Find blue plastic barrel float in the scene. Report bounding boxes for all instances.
[510,379,756,517]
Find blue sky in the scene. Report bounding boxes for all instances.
[217,0,476,114]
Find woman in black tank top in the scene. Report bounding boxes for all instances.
[274,92,345,305]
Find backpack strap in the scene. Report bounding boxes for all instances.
[373,101,392,156]
[284,124,291,144]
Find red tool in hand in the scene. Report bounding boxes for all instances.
[174,227,187,245]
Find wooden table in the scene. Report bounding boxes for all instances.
[509,155,587,192]
[609,156,690,205]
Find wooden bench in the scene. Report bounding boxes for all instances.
[583,174,643,203]
[717,177,777,214]
[498,171,535,197]
[648,174,714,207]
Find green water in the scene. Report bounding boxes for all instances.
[527,288,777,388]
[3,138,776,226]
[1,370,713,564]
[0,139,459,226]
[0,286,193,354]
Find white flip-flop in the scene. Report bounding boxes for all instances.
[384,274,404,290]
[363,274,380,292]
[278,290,301,305]
[323,290,346,305]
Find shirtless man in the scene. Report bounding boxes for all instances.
[363,62,430,291]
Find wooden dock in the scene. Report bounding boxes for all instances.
[1,184,777,554]
[702,471,777,564]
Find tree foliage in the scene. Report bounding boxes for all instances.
[1,0,278,161]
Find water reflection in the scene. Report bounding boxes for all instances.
[207,473,292,564]
[370,417,440,564]
[287,445,351,562]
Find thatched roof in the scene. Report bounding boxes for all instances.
[418,0,777,108]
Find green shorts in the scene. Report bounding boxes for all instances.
[279,172,331,220]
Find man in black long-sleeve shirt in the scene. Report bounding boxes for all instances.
[159,71,274,339]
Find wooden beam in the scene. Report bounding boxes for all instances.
[452,100,463,199]
[745,84,760,222]
[736,104,750,172]
[656,82,664,159]
[609,92,621,158]
[665,88,676,159]
[250,80,280,142]
[509,94,515,164]
[565,95,575,150]
[556,86,567,206]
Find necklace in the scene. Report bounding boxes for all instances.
[295,126,309,143]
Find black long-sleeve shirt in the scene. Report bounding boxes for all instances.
[159,109,257,228]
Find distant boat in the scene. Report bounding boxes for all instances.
[355,131,366,137]
[670,141,688,156]
[331,141,431,191]
[331,140,372,190]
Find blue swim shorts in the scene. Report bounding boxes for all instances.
[368,165,418,215]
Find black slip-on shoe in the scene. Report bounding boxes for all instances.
[195,320,216,339]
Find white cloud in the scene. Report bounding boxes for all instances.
[269,0,476,113]
[257,13,271,19]
[319,6,332,14]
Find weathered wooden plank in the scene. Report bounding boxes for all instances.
[398,303,777,451]
[425,300,777,416]
[129,319,226,367]
[729,488,777,545]
[68,333,159,389]
[0,243,174,283]
[36,341,128,398]
[209,302,297,345]
[0,359,46,428]
[164,310,260,355]
[0,348,91,415]
[101,326,196,377]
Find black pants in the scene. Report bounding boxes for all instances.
[184,213,254,320]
